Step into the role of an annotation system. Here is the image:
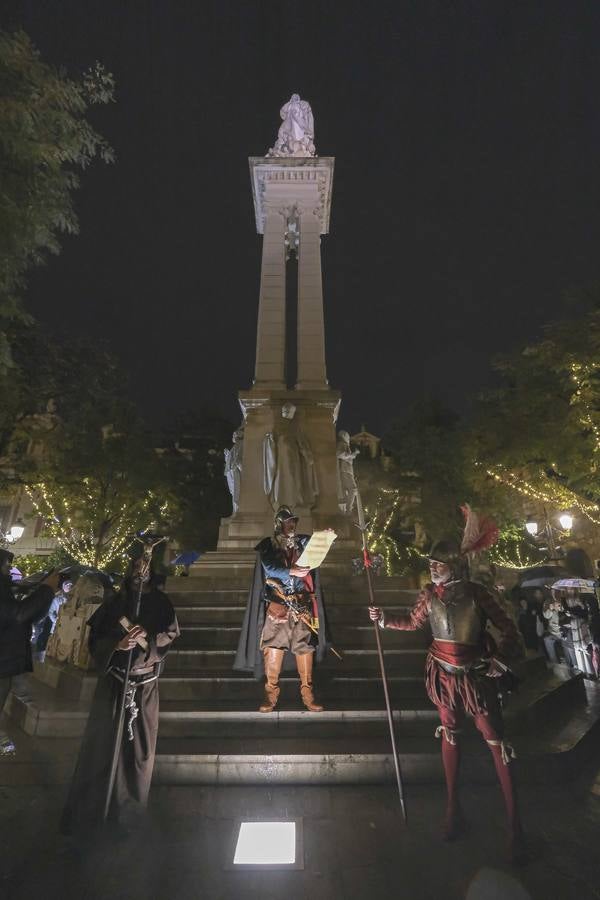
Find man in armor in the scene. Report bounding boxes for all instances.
[369,538,526,864]
[234,506,328,712]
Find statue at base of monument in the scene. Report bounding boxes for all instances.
[46,572,106,669]
[224,427,244,513]
[263,402,319,511]
[336,430,360,515]
[267,94,316,158]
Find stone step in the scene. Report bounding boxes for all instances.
[5,670,600,786]
[157,711,437,740]
[169,589,417,609]
[172,602,414,625]
[167,577,417,596]
[183,553,418,583]
[175,624,428,650]
[158,672,429,703]
[163,647,427,673]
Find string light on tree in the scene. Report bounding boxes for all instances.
[570,362,600,456]
[365,488,426,576]
[485,465,600,525]
[25,483,168,569]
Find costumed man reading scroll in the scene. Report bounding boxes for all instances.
[369,514,526,865]
[61,556,179,837]
[234,506,330,712]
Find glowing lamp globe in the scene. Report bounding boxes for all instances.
[559,513,573,531]
[525,519,538,537]
[9,519,25,541]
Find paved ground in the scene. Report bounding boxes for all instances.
[2,761,600,900]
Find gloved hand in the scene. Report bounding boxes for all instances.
[477,657,506,678]
[369,606,383,623]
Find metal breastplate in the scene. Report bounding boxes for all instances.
[429,586,484,645]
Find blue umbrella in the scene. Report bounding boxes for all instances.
[172,551,200,567]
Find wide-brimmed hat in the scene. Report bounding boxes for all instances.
[428,538,461,565]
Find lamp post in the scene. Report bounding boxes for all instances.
[524,508,573,561]
[1,517,25,547]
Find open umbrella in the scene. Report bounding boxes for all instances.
[551,578,598,593]
[519,565,572,588]
[172,551,200,567]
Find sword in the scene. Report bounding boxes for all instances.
[103,531,167,823]
[264,578,344,661]
[355,487,407,824]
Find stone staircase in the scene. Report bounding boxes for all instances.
[3,566,600,786]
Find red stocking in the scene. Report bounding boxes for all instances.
[487,742,521,836]
[437,727,463,839]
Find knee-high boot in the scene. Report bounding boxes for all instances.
[436,726,464,840]
[486,739,527,865]
[259,648,285,713]
[296,652,323,712]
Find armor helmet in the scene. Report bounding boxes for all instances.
[428,538,461,566]
[274,506,299,534]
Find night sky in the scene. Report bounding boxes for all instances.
[5,2,600,435]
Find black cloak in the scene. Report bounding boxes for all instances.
[233,538,331,679]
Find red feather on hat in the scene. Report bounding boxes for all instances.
[460,503,499,555]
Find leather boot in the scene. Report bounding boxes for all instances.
[296,652,323,712]
[259,648,284,713]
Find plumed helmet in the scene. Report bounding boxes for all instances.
[428,538,461,566]
[274,506,299,533]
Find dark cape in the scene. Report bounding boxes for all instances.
[233,538,330,679]
[0,578,54,678]
[60,586,179,835]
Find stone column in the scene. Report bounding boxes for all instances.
[296,203,328,389]
[253,202,286,388]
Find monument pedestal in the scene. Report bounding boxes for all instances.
[217,386,351,550]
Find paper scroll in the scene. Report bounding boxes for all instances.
[296,530,337,569]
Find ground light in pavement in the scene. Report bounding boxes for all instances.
[231,819,304,870]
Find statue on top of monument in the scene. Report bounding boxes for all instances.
[267,94,316,158]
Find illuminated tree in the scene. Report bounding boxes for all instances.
[0,29,114,439]
[474,289,600,525]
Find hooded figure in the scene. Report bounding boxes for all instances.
[233,506,330,712]
[60,558,179,836]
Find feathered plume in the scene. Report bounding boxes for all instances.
[460,503,499,555]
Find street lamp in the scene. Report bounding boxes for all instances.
[559,513,573,531]
[525,517,538,536]
[8,518,25,542]
[524,509,574,560]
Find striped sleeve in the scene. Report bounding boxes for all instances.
[385,589,431,631]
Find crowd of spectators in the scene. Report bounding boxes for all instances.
[514,582,600,678]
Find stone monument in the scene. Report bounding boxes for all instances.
[216,95,348,549]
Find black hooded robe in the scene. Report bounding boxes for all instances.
[60,586,179,835]
[233,536,330,679]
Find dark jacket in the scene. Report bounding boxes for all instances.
[233,535,330,678]
[0,578,54,678]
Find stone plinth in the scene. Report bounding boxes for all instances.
[217,386,351,550]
